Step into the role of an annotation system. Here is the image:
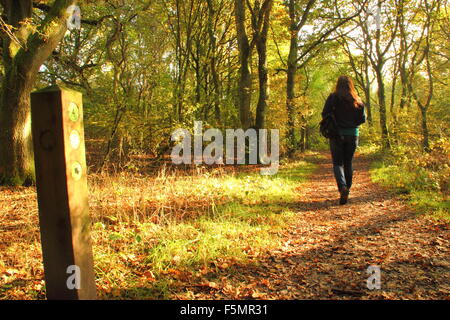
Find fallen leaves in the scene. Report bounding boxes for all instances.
[175,154,450,301]
[142,271,156,282]
[1,153,449,300]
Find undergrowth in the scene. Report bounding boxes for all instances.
[364,139,450,222]
[0,158,316,300]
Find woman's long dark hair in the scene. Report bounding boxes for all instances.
[334,76,363,108]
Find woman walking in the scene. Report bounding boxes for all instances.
[322,76,366,205]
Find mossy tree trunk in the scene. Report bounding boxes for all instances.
[0,0,75,186]
[0,62,35,185]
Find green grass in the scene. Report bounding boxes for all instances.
[370,159,449,222]
[0,157,316,300]
[90,159,316,299]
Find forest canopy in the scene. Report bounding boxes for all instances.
[0,0,448,180]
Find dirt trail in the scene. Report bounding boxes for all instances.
[199,153,450,300]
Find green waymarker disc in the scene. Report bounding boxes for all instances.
[71,162,83,181]
[69,102,80,122]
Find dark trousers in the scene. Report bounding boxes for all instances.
[329,135,358,192]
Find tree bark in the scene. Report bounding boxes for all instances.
[0,66,35,185]
[234,0,253,129]
[420,106,430,152]
[0,0,75,185]
[254,0,273,131]
[285,0,316,156]
[375,65,391,149]
[398,0,412,112]
[362,39,373,126]
[286,0,298,157]
[206,0,221,122]
[373,2,393,150]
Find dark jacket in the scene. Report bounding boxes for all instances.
[322,93,366,129]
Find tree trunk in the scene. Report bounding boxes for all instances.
[375,66,391,149]
[398,0,411,112]
[300,126,306,153]
[286,0,298,157]
[0,67,35,185]
[206,0,221,122]
[399,42,411,112]
[234,0,253,129]
[363,52,373,126]
[0,0,75,185]
[420,106,430,152]
[254,0,273,131]
[390,58,399,145]
[363,83,373,126]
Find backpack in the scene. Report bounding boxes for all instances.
[319,102,341,139]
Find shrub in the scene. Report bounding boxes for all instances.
[371,139,449,220]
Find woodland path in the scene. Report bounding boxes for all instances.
[188,153,449,300]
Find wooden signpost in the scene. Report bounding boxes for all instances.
[31,86,96,300]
